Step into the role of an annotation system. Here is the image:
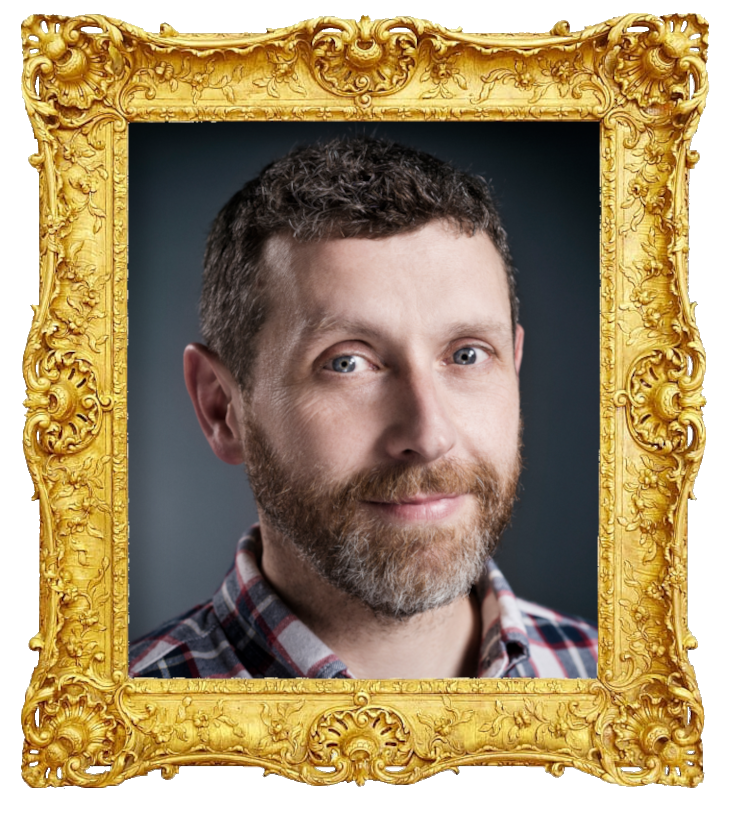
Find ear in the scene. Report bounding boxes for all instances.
[183,343,245,465]
[513,323,525,377]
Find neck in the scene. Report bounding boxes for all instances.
[258,518,482,679]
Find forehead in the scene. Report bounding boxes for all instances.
[262,220,512,341]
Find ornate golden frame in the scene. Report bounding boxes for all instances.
[20,13,707,787]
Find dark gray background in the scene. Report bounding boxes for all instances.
[128,121,599,641]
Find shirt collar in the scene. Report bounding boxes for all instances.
[475,560,531,677]
[215,526,531,679]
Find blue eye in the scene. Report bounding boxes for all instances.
[453,347,477,365]
[331,355,357,373]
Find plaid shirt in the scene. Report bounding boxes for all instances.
[130,527,598,679]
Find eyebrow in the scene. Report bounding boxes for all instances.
[300,315,512,345]
[299,315,383,342]
[439,321,512,342]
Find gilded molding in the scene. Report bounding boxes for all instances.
[20,13,707,787]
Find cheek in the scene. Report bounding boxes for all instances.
[268,386,379,463]
[451,382,520,459]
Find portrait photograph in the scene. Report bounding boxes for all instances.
[6,0,734,809]
[127,119,600,680]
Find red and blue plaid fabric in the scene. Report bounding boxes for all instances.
[130,527,598,679]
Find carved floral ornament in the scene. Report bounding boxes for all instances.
[20,13,707,787]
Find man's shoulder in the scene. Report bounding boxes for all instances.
[129,601,247,679]
[516,597,598,636]
[511,597,598,679]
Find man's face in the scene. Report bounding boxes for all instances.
[243,220,524,619]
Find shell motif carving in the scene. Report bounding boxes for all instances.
[307,692,417,784]
[25,350,108,454]
[22,15,127,114]
[310,17,418,105]
[617,348,705,455]
[605,684,703,786]
[613,15,708,108]
[22,680,122,787]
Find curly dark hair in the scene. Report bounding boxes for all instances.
[201,135,518,388]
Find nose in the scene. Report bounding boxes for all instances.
[382,368,457,463]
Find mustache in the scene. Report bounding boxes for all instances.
[322,458,510,507]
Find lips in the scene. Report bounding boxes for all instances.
[383,492,458,503]
[363,493,467,522]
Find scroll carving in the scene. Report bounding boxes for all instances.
[307,692,418,784]
[620,348,705,455]
[22,676,126,787]
[26,351,106,455]
[22,16,128,116]
[612,15,708,110]
[601,681,703,786]
[310,17,419,105]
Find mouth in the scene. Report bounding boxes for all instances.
[362,493,467,522]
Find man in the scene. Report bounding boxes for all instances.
[129,136,597,680]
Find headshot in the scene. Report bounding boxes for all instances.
[128,124,599,681]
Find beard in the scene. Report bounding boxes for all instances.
[242,414,521,621]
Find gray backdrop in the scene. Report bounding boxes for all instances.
[128,121,600,641]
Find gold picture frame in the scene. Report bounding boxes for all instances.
[20,12,707,787]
